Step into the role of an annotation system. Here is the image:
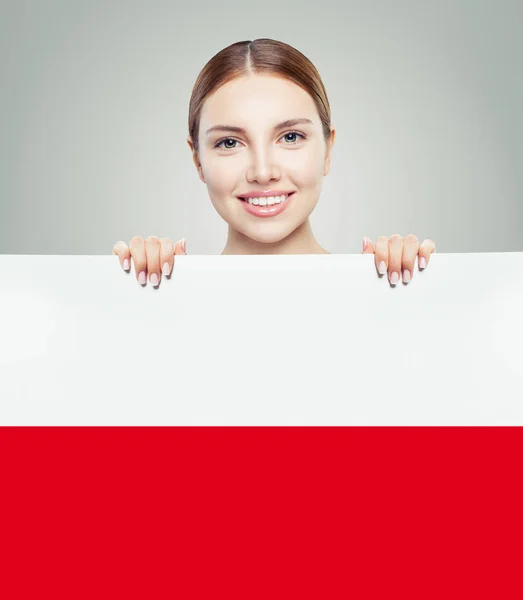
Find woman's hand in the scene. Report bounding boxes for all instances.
[362,234,436,284]
[112,236,187,286]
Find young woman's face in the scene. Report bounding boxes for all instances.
[188,73,334,244]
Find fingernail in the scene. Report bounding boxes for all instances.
[378,261,387,274]
[362,237,367,252]
[403,269,411,283]
[390,272,399,284]
[150,273,159,286]
[138,271,146,285]
[162,262,171,276]
[419,257,427,269]
[181,238,187,254]
[123,258,129,271]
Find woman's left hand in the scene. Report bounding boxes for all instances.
[362,234,436,284]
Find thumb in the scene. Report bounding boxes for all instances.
[362,236,375,254]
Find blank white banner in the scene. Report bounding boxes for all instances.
[1,252,522,425]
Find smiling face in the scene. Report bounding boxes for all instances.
[187,73,335,247]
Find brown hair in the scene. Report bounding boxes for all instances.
[188,38,332,158]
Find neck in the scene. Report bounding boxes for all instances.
[221,219,330,255]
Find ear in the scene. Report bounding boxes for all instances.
[323,127,336,176]
[187,136,205,183]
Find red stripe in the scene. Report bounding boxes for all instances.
[1,427,522,598]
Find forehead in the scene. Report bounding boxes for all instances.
[200,74,317,129]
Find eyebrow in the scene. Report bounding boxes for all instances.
[205,118,314,137]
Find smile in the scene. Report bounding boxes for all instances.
[238,193,295,218]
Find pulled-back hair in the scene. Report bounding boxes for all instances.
[188,38,332,157]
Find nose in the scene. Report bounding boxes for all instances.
[246,149,281,185]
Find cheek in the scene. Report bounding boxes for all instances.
[286,144,326,183]
[201,158,238,195]
[288,155,325,189]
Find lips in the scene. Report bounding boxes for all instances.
[238,192,295,218]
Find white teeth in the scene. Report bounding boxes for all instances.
[247,194,288,206]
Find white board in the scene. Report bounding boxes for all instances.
[1,252,522,425]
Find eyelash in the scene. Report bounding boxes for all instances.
[213,130,307,150]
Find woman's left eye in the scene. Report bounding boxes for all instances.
[280,131,305,144]
[214,131,306,150]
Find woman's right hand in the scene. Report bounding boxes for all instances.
[112,236,187,286]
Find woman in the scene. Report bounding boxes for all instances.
[113,38,436,286]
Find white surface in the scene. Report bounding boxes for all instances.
[0,252,522,425]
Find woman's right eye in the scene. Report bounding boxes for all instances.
[214,138,238,150]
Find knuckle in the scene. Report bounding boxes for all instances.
[405,234,419,244]
[389,234,403,244]
[112,241,126,255]
[160,238,175,252]
[145,236,160,245]
[130,236,144,246]
[376,236,388,243]
[422,240,436,253]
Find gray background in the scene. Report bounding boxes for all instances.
[1,0,522,256]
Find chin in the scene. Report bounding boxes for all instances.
[242,221,302,244]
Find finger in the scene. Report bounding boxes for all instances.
[374,236,389,274]
[401,234,420,283]
[145,236,161,287]
[112,241,131,271]
[174,238,187,256]
[362,236,375,254]
[418,239,437,269]
[160,238,176,277]
[388,234,404,285]
[129,236,147,285]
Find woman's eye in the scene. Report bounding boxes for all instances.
[282,131,304,144]
[214,131,305,150]
[216,138,239,150]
